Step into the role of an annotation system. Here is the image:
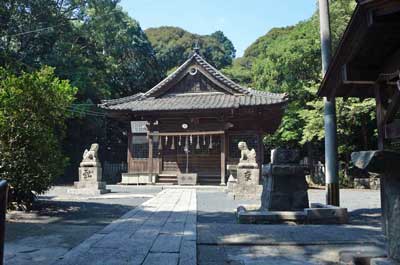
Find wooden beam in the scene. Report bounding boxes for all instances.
[343,80,376,85]
[149,130,225,137]
[375,84,386,150]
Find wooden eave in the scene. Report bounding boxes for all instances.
[318,0,400,99]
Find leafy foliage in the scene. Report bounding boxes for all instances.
[0,67,76,208]
[145,26,236,73]
[1,0,162,101]
[225,1,376,176]
[0,0,164,187]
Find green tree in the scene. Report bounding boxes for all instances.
[225,0,375,179]
[145,26,236,73]
[0,0,164,183]
[0,67,77,208]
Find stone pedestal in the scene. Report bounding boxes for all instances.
[261,149,309,211]
[68,166,110,195]
[232,165,262,200]
[177,173,197,185]
[352,150,400,262]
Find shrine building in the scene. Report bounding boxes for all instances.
[99,51,288,185]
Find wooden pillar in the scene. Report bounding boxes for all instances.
[220,133,226,185]
[375,84,385,150]
[127,132,132,173]
[258,132,264,184]
[148,135,153,176]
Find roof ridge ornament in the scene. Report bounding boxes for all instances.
[193,40,200,54]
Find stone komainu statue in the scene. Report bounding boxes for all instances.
[80,143,100,167]
[238,141,257,166]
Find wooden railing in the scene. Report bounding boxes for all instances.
[103,162,127,183]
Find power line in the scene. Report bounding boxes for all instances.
[10,26,58,37]
[6,8,121,38]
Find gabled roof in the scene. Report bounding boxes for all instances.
[99,52,288,113]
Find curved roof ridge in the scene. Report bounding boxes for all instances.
[100,93,145,106]
[144,53,197,97]
[193,53,251,94]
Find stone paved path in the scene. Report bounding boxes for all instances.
[53,189,197,265]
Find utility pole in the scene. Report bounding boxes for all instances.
[318,0,339,206]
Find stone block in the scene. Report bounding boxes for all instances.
[121,173,154,184]
[143,253,179,265]
[237,168,259,186]
[270,164,305,177]
[69,165,110,195]
[151,234,182,253]
[78,166,102,182]
[271,148,300,164]
[237,209,306,224]
[67,188,110,195]
[354,178,370,189]
[73,181,106,189]
[370,258,397,265]
[232,183,263,200]
[261,161,309,211]
[306,204,348,224]
[177,173,197,185]
[179,240,196,265]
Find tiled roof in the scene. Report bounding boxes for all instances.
[100,91,287,112]
[99,52,288,112]
[143,52,250,97]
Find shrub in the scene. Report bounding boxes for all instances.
[0,67,76,209]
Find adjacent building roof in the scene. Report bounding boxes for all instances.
[99,52,287,113]
[318,0,400,98]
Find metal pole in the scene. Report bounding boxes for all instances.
[318,0,339,206]
[0,180,8,265]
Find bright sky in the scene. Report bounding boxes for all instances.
[119,0,317,57]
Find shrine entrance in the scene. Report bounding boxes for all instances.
[160,134,221,185]
[100,50,287,186]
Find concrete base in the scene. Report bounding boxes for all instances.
[237,203,348,224]
[68,181,110,195]
[177,173,198,185]
[231,184,263,200]
[67,187,111,195]
[121,173,155,185]
[339,249,388,265]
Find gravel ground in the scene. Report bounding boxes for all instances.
[197,188,384,265]
[197,188,382,227]
[6,186,384,265]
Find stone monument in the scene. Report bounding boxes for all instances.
[231,142,262,199]
[261,148,309,211]
[68,143,110,195]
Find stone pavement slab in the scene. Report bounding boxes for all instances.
[54,189,197,265]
